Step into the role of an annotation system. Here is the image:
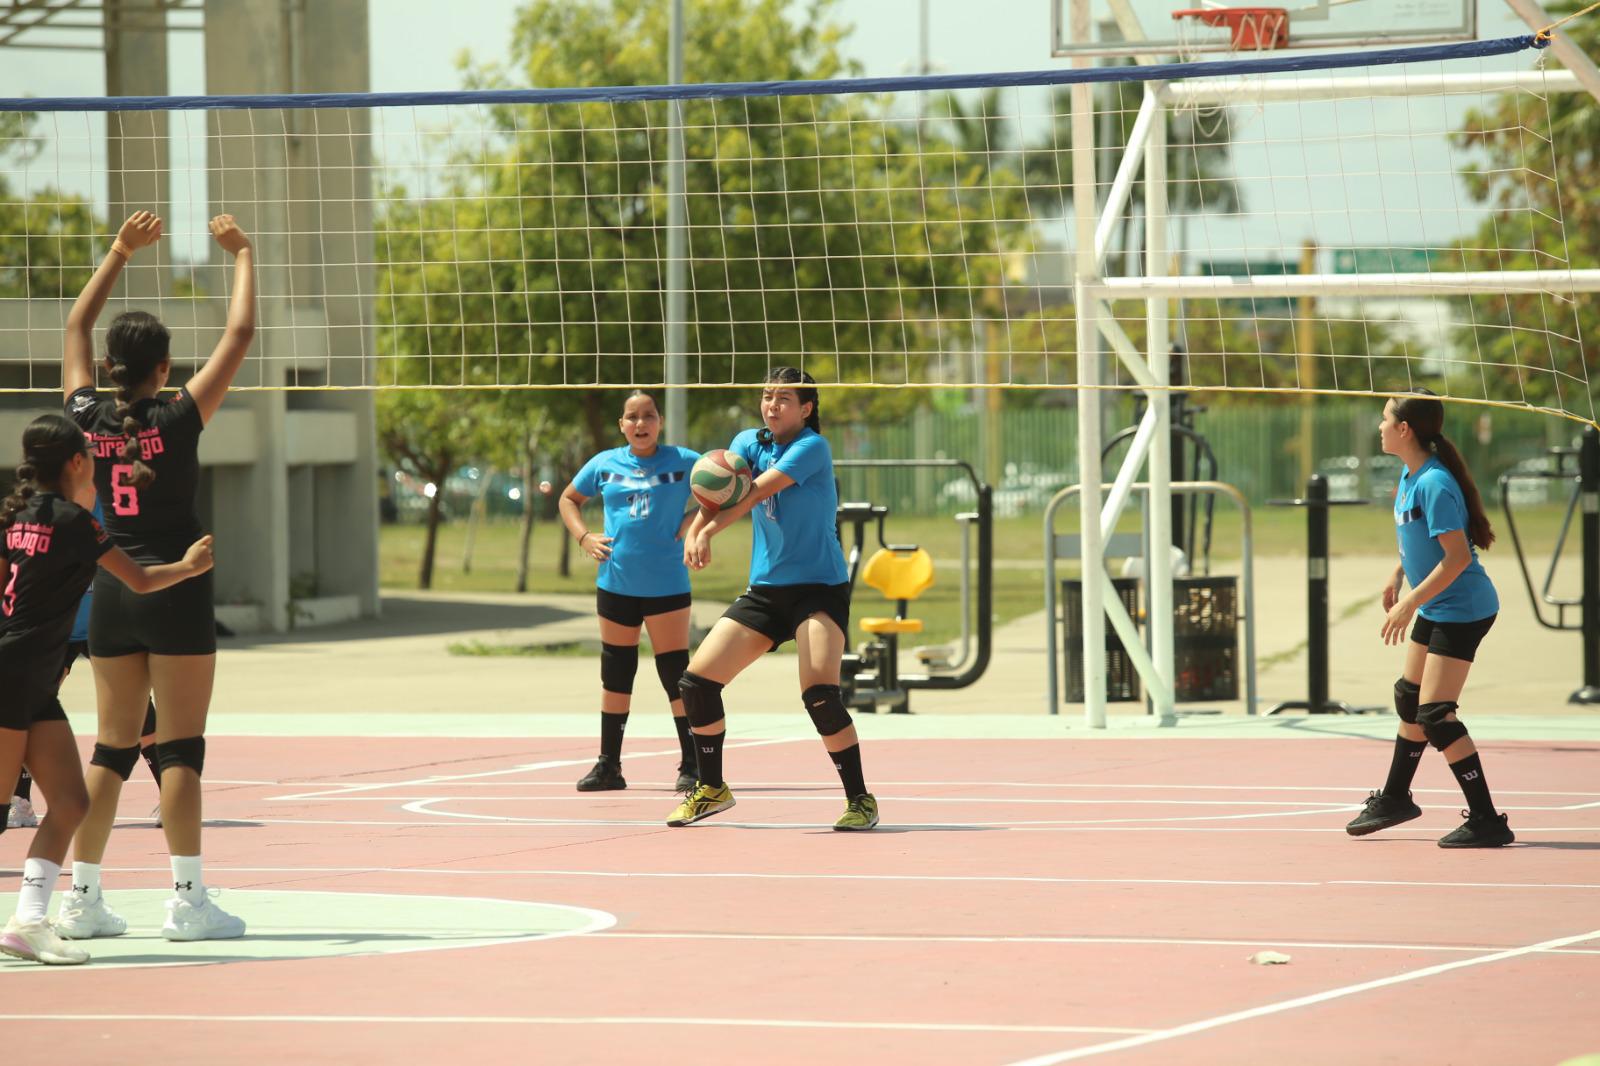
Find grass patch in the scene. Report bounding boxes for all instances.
[447,639,595,658]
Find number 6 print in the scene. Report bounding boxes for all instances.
[111,463,141,516]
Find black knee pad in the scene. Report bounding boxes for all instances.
[655,649,689,703]
[599,643,639,695]
[802,684,853,737]
[678,671,725,729]
[1418,701,1468,752]
[90,742,142,781]
[1393,678,1420,724]
[156,736,206,776]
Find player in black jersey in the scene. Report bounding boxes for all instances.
[0,414,212,965]
[56,211,256,944]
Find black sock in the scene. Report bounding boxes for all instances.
[1448,752,1496,817]
[1382,737,1428,797]
[694,730,726,788]
[599,712,628,762]
[830,744,867,798]
[13,768,31,801]
[140,743,161,785]
[673,716,694,768]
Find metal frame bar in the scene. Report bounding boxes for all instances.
[1090,270,1600,298]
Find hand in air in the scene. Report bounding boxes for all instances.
[1380,594,1416,646]
[116,211,163,252]
[184,534,215,574]
[208,214,252,255]
[584,533,613,562]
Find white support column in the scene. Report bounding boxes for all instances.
[1145,83,1175,724]
[103,0,169,304]
[1093,89,1160,269]
[1070,0,1107,728]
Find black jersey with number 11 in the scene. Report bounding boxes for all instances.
[67,386,204,561]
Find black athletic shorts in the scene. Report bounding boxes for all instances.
[0,638,68,731]
[1410,613,1496,663]
[596,588,692,628]
[723,582,851,650]
[89,566,216,658]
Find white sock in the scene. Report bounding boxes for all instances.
[71,861,102,902]
[17,858,60,923]
[171,855,204,905]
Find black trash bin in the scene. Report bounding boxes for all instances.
[1169,576,1239,702]
[1061,577,1141,703]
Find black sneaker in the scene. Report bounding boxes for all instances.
[576,759,626,792]
[674,764,697,794]
[1438,810,1515,849]
[1345,790,1423,836]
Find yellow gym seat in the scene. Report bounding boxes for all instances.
[859,547,936,636]
[857,547,935,711]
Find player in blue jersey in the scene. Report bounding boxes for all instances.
[1346,389,1512,848]
[559,391,700,793]
[667,367,878,831]
[7,498,161,832]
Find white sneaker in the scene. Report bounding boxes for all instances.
[54,889,129,940]
[161,890,245,942]
[6,797,38,829]
[0,917,90,965]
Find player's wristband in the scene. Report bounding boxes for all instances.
[110,239,134,260]
[579,531,591,546]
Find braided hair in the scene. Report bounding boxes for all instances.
[104,310,169,489]
[1392,387,1494,550]
[1,414,89,528]
[756,366,820,445]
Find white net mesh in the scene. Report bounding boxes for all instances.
[0,43,1591,421]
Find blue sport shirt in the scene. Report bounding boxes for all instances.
[1394,456,1498,623]
[730,427,848,588]
[571,445,699,598]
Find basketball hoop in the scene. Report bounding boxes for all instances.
[1172,7,1290,53]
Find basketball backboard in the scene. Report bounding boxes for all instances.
[1050,0,1477,58]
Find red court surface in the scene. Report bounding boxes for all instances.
[4,735,1599,1065]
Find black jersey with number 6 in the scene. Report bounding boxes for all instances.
[67,386,204,561]
[1,492,113,649]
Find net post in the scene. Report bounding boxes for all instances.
[1572,426,1600,704]
[1070,0,1107,729]
[664,0,688,441]
[1144,82,1175,725]
[1306,474,1331,714]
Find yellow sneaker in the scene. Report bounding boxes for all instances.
[666,782,736,826]
[834,793,880,831]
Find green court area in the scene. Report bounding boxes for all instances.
[381,503,1577,649]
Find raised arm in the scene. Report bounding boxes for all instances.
[183,215,256,424]
[63,211,163,399]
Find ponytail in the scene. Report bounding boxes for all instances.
[105,310,169,490]
[2,415,89,528]
[1392,388,1494,551]
[1430,434,1495,550]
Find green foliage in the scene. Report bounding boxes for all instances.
[1449,4,1597,418]
[0,111,101,301]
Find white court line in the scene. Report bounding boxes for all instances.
[268,739,799,802]
[0,1013,1148,1036]
[259,779,1600,797]
[93,865,1600,894]
[1005,927,1600,1065]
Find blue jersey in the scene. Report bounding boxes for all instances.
[731,427,848,587]
[68,498,106,643]
[572,445,698,598]
[1394,457,1498,622]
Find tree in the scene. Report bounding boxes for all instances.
[1450,4,1597,417]
[0,111,101,301]
[373,0,1036,445]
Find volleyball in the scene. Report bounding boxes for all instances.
[690,450,752,513]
